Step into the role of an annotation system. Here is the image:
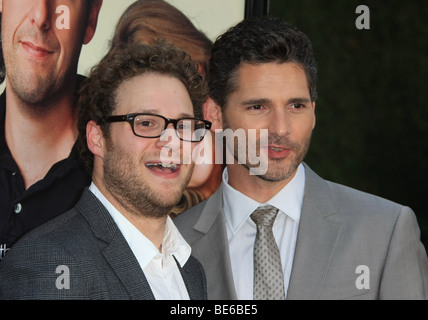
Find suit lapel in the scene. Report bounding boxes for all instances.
[77,189,155,300]
[191,186,237,300]
[102,233,155,300]
[174,256,207,300]
[188,163,342,300]
[287,164,343,300]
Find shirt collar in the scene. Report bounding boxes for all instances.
[89,182,191,269]
[222,163,305,235]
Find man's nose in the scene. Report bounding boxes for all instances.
[157,124,181,145]
[269,110,290,136]
[158,127,182,164]
[30,0,52,30]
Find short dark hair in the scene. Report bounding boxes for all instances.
[77,41,208,174]
[208,16,318,108]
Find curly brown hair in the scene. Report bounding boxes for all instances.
[77,41,208,174]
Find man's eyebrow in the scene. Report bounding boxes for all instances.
[177,113,195,118]
[240,98,272,106]
[287,97,311,104]
[135,109,194,118]
[240,97,311,106]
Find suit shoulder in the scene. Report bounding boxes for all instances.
[12,207,87,248]
[173,199,208,229]
[0,207,91,270]
[327,180,404,212]
[323,180,413,229]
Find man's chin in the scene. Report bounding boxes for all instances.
[151,186,187,207]
[244,160,301,183]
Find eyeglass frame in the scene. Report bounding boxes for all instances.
[106,113,212,142]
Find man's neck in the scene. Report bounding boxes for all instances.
[4,85,79,189]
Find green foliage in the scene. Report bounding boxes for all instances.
[270,0,428,248]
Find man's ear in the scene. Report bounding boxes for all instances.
[0,0,3,13]
[203,98,223,131]
[83,0,103,45]
[86,120,104,158]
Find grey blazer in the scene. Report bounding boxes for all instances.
[0,189,207,300]
[174,163,428,300]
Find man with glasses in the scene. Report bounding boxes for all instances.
[0,42,209,300]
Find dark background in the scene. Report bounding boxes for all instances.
[251,0,428,249]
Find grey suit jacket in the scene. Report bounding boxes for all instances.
[0,189,207,300]
[174,163,428,300]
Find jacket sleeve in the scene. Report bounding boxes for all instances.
[379,206,428,299]
[0,238,90,300]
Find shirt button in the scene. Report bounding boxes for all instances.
[14,203,22,214]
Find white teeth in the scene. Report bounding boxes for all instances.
[146,163,178,171]
[162,163,177,170]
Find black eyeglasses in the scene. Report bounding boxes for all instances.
[106,113,212,142]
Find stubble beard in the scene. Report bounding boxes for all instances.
[103,144,194,219]
[225,125,312,183]
[8,68,58,108]
[4,28,67,113]
[255,133,311,182]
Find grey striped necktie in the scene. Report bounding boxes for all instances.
[251,205,285,300]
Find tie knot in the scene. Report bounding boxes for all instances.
[251,205,279,227]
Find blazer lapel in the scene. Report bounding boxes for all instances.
[174,256,207,300]
[190,186,237,300]
[102,233,155,300]
[286,164,343,300]
[77,189,155,300]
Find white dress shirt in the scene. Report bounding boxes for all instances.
[89,183,191,300]
[223,163,305,300]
